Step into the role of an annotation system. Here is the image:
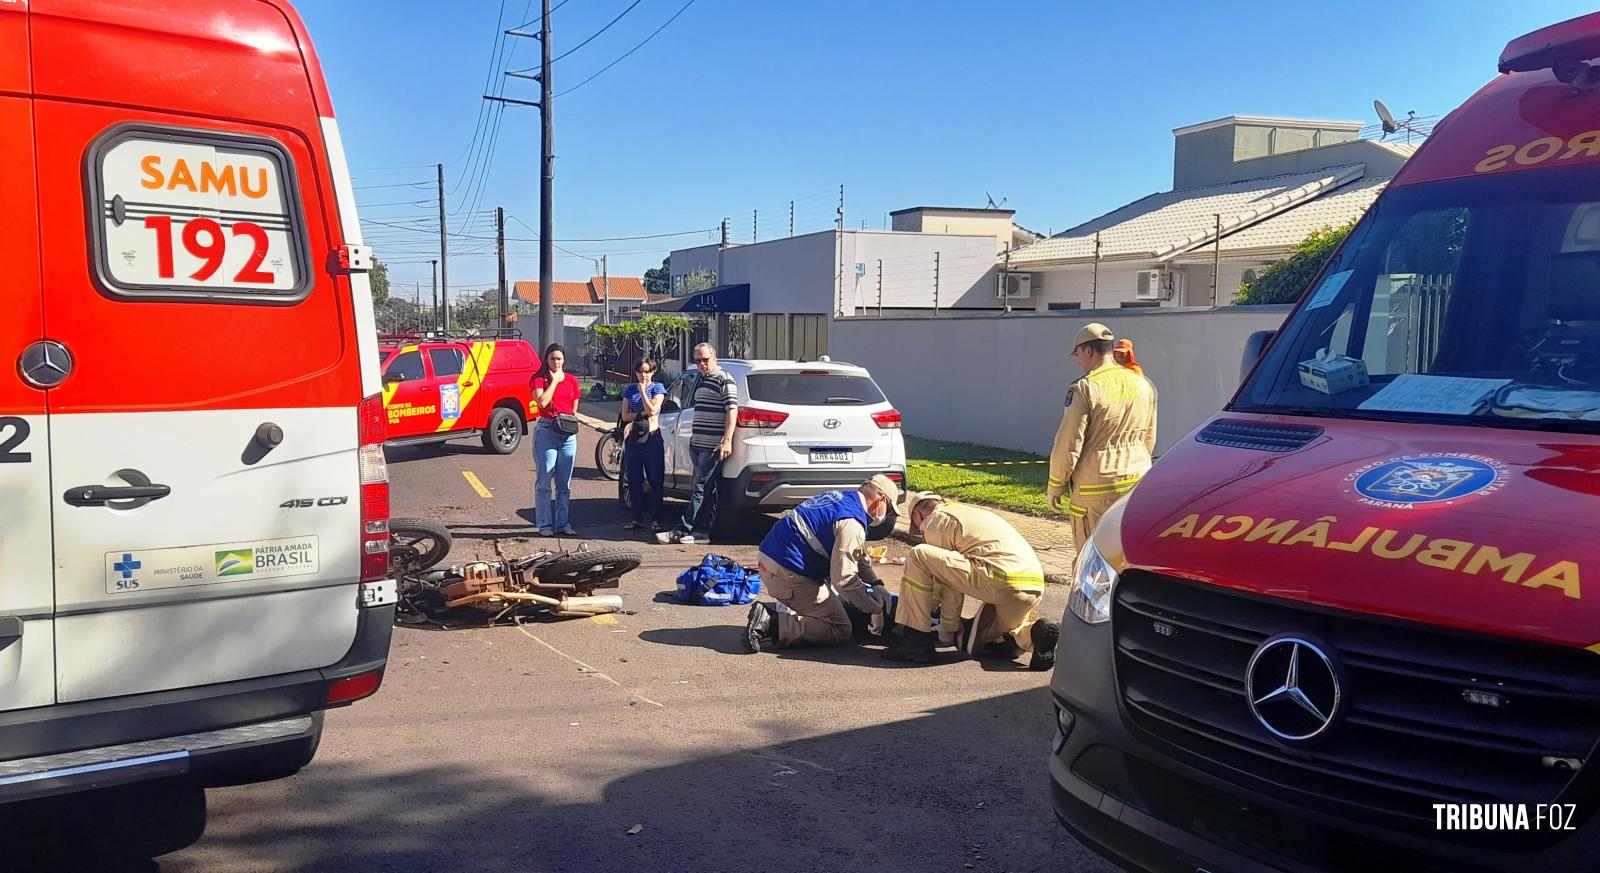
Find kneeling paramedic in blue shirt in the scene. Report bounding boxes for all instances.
[742,475,899,652]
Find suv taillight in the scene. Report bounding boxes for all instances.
[358,393,390,582]
[736,407,788,429]
[871,409,902,429]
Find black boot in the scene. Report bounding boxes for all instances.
[881,628,936,664]
[1028,618,1060,671]
[742,602,777,653]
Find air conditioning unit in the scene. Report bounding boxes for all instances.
[1136,269,1181,301]
[997,272,1033,300]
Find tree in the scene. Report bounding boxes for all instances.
[1235,223,1352,305]
[677,266,717,295]
[643,257,670,297]
[369,258,391,304]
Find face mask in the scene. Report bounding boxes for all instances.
[867,498,888,526]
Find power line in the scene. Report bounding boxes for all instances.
[353,180,431,191]
[556,0,695,98]
[511,0,573,30]
[549,0,644,65]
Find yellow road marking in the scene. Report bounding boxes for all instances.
[590,614,618,625]
[462,470,494,499]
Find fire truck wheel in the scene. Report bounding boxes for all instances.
[484,406,524,454]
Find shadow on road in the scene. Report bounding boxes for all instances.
[139,688,1096,873]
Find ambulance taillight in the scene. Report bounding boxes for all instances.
[358,393,390,582]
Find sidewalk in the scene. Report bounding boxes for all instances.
[574,399,620,433]
[893,502,1080,581]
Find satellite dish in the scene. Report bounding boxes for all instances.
[985,191,1007,209]
[1374,99,1399,135]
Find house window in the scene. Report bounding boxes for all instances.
[1241,268,1260,286]
[1047,302,1082,311]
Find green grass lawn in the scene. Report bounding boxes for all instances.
[904,435,1059,517]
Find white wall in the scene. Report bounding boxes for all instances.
[831,305,1293,456]
[668,229,1004,316]
[1030,261,1269,310]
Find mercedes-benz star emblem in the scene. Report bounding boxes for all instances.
[822,418,841,429]
[19,340,73,389]
[1245,637,1342,741]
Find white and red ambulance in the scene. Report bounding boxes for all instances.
[1,0,393,856]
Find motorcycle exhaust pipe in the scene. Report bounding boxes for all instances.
[555,594,624,616]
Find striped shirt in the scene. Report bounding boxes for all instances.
[690,370,739,449]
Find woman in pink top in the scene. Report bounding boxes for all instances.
[530,343,581,536]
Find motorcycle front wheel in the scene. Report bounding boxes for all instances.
[595,432,624,481]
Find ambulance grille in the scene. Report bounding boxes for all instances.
[1195,419,1322,452]
[1113,571,1600,844]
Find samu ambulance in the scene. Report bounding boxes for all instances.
[1,0,393,856]
[1052,12,1600,872]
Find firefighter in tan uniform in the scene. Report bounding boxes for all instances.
[1047,323,1158,548]
[882,493,1059,670]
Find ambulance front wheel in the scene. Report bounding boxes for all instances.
[484,407,524,454]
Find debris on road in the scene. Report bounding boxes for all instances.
[626,824,643,836]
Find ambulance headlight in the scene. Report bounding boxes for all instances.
[1067,541,1117,626]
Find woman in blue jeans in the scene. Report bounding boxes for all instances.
[530,343,581,536]
[619,357,667,532]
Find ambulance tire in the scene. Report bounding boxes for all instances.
[484,406,523,454]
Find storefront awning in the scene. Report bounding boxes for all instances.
[642,283,750,313]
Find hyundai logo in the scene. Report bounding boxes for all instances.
[1245,637,1342,742]
[822,418,841,429]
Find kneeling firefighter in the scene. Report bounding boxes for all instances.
[742,475,899,652]
[883,492,1058,669]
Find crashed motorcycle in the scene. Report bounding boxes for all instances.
[388,517,641,626]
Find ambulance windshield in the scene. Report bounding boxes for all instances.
[1236,164,1600,432]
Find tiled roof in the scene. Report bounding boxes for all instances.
[512,276,648,306]
[1209,175,1389,254]
[1006,165,1366,267]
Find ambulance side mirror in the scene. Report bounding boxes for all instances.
[1241,330,1276,383]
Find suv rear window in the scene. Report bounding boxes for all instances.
[746,373,886,405]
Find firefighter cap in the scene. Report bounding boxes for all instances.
[865,474,902,507]
[1074,322,1115,349]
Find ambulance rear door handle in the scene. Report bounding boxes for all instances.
[64,469,171,509]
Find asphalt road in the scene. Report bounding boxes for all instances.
[141,426,1112,873]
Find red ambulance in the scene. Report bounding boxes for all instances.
[1051,13,1600,872]
[1,0,392,857]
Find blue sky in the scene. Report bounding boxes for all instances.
[299,0,1595,295]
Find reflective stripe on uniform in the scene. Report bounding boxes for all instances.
[1064,501,1089,518]
[901,575,934,593]
[787,510,831,562]
[1047,475,1065,487]
[1075,476,1140,496]
[969,562,1045,591]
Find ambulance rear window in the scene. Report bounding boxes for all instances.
[85,126,311,304]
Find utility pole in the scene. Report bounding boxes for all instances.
[430,259,439,333]
[437,163,448,332]
[1091,231,1101,310]
[718,218,728,281]
[789,200,794,237]
[933,251,940,316]
[496,206,507,328]
[1211,212,1222,307]
[752,209,757,244]
[876,259,883,318]
[495,0,554,347]
[835,185,844,316]
[601,254,610,325]
[415,282,422,332]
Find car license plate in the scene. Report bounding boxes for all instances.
[810,449,851,463]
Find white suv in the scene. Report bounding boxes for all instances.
[622,359,907,537]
